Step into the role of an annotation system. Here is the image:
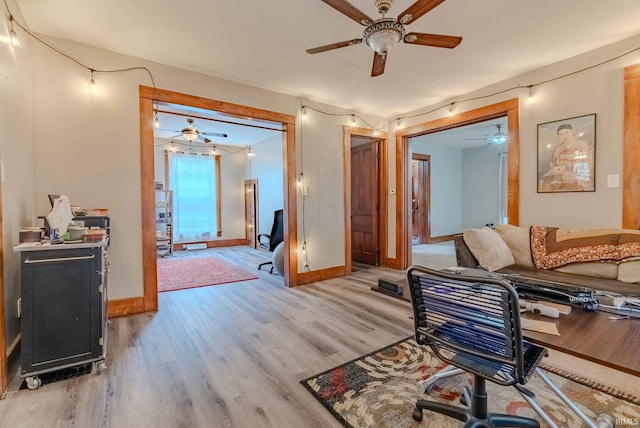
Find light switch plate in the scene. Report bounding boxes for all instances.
[607,174,620,188]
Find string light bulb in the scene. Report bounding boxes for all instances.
[153,112,160,128]
[396,118,403,130]
[170,141,177,152]
[8,15,19,47]
[448,103,455,116]
[301,106,307,119]
[89,69,97,92]
[351,114,356,125]
[527,85,535,103]
[247,147,254,157]
[211,145,217,155]
[297,172,304,187]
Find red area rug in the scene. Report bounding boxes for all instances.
[157,255,257,292]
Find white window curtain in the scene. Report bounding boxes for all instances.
[168,152,217,243]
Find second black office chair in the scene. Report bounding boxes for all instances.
[257,209,284,274]
[407,266,600,428]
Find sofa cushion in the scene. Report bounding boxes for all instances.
[494,223,534,267]
[554,261,618,279]
[617,260,640,283]
[463,227,515,272]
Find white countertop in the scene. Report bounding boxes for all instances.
[13,240,108,252]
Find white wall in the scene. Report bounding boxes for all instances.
[0,0,35,349]
[387,33,640,245]
[461,145,504,229]
[411,141,462,237]
[247,134,284,236]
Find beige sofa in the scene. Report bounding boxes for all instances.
[454,223,640,296]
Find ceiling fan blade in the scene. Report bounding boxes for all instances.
[404,32,462,48]
[397,0,446,25]
[371,52,386,77]
[321,0,374,26]
[201,131,229,138]
[306,38,362,54]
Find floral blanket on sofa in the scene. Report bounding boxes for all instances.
[530,226,640,269]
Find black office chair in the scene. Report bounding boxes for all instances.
[407,266,599,428]
[257,209,284,274]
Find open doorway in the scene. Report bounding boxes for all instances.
[395,99,520,269]
[134,86,298,315]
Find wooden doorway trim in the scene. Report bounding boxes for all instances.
[395,98,520,269]
[0,182,6,396]
[343,126,388,272]
[411,154,430,245]
[138,86,297,313]
[623,64,640,229]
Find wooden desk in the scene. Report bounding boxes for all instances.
[523,309,640,376]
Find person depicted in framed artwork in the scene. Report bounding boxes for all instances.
[538,114,595,193]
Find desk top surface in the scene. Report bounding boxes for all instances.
[523,309,640,376]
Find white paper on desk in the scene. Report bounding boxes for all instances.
[521,318,560,336]
[46,195,74,235]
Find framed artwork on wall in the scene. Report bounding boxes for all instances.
[537,113,596,193]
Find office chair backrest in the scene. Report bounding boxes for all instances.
[407,266,528,386]
[268,209,284,251]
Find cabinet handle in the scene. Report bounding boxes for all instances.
[24,254,95,264]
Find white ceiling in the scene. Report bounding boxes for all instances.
[14,0,640,117]
[413,117,508,150]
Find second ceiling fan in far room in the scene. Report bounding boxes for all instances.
[160,118,229,144]
[306,0,462,77]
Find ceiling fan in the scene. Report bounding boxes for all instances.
[465,124,509,145]
[306,0,462,77]
[161,118,228,143]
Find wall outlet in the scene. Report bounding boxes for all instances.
[16,298,21,318]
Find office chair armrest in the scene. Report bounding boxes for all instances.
[257,233,271,248]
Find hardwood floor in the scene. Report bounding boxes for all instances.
[0,246,412,427]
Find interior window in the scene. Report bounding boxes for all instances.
[168,152,218,242]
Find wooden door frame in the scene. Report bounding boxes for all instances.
[343,126,388,272]
[0,183,6,397]
[395,98,520,269]
[244,179,259,249]
[133,86,298,315]
[411,153,430,244]
[623,64,640,228]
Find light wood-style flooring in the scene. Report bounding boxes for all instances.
[0,246,413,427]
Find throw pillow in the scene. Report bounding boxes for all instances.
[463,227,515,272]
[617,260,640,283]
[494,223,534,267]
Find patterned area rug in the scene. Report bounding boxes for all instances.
[301,337,640,428]
[157,255,257,292]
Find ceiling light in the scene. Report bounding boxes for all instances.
[489,125,508,145]
[364,19,405,55]
[182,129,197,141]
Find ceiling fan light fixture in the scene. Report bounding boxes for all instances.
[364,19,405,55]
[489,124,508,144]
[182,128,198,141]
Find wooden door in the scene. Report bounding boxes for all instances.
[244,179,258,248]
[351,141,379,265]
[412,154,430,244]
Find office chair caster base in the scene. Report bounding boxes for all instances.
[412,407,424,422]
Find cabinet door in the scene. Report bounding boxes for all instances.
[21,248,102,373]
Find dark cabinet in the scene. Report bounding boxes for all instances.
[17,244,107,389]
